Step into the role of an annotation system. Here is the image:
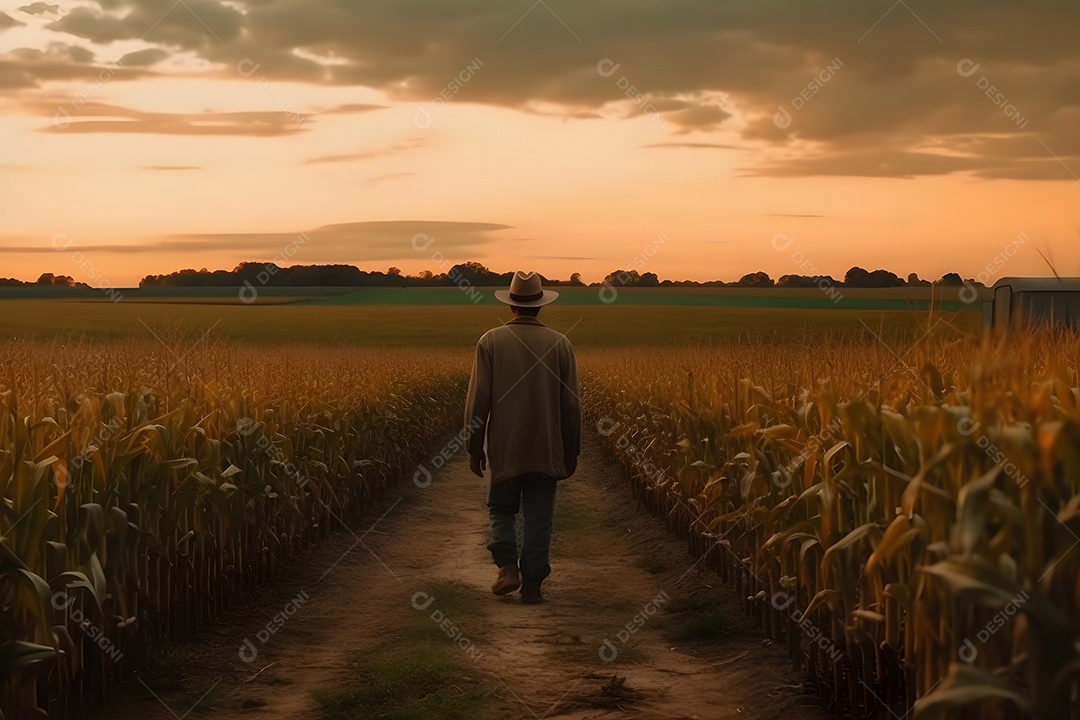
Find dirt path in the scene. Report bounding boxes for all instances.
[105,435,825,720]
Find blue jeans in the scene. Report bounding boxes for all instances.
[487,473,558,583]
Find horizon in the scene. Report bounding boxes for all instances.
[2,257,1016,288]
[2,3,1079,286]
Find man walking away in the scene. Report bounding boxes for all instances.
[464,271,581,604]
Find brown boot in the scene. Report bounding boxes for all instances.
[492,564,521,595]
[520,580,543,604]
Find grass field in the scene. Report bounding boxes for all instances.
[296,285,974,311]
[0,289,979,347]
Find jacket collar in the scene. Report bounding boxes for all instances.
[505,315,546,327]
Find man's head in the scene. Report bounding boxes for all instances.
[495,271,559,311]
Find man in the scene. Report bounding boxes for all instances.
[464,271,581,604]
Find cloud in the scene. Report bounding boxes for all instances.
[34,100,309,136]
[319,103,386,115]
[118,47,169,66]
[17,95,384,137]
[140,165,202,170]
[18,3,60,17]
[0,221,513,263]
[751,149,1006,179]
[665,103,732,133]
[48,1,242,48]
[643,142,744,151]
[0,12,24,30]
[365,172,415,184]
[28,0,1080,177]
[164,220,511,262]
[0,43,152,89]
[303,136,424,164]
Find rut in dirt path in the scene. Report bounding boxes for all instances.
[104,435,826,720]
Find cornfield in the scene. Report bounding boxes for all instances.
[0,338,470,719]
[583,326,1080,719]
[6,321,1079,719]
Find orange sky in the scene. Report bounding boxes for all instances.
[2,1,1079,286]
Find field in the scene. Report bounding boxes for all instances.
[0,286,977,346]
[1,290,1075,720]
[583,330,1080,718]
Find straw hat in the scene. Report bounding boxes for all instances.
[494,271,560,307]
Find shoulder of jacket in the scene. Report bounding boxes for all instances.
[480,325,515,343]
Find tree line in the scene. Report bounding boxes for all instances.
[2,263,975,289]
[139,262,973,289]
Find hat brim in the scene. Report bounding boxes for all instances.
[493,289,560,307]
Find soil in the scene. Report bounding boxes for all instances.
[99,435,826,720]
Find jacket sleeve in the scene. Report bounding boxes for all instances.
[560,340,581,464]
[464,337,492,455]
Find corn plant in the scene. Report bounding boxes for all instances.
[0,340,470,719]
[583,326,1080,719]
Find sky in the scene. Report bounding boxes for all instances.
[1,0,1079,287]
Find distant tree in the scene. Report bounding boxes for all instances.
[736,271,774,287]
[35,273,80,287]
[455,261,492,277]
[444,262,505,286]
[844,267,869,286]
[778,274,811,287]
[939,272,963,285]
[868,269,905,287]
[32,273,85,288]
[845,267,904,287]
[127,260,920,291]
[603,269,641,287]
[778,274,839,288]
[288,264,364,286]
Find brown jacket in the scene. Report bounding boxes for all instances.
[464,316,581,482]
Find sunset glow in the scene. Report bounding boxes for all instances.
[2,0,1079,286]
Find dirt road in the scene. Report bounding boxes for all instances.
[104,435,824,719]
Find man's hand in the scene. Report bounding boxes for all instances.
[469,451,487,478]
